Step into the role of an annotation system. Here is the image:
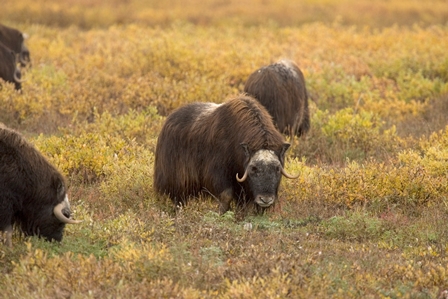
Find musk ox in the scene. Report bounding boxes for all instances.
[0,23,30,67]
[154,95,298,214]
[244,59,310,139]
[0,124,81,247]
[0,42,22,90]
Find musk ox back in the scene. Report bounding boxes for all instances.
[0,42,22,90]
[0,124,81,247]
[154,95,298,214]
[0,23,30,67]
[244,59,310,139]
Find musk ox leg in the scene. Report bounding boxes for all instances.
[218,188,233,215]
[296,109,310,138]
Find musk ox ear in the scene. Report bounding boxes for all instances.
[240,143,250,158]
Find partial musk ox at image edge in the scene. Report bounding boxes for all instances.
[154,95,298,214]
[244,59,310,139]
[0,42,23,90]
[0,124,81,247]
[0,23,31,67]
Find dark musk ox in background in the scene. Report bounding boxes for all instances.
[244,59,310,139]
[0,42,22,90]
[0,23,31,67]
[0,124,81,247]
[154,94,298,214]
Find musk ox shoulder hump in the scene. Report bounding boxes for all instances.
[277,59,301,80]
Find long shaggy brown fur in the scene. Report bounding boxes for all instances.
[0,124,68,243]
[154,95,287,210]
[244,59,310,138]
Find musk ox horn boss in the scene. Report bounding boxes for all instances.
[244,59,310,139]
[154,95,298,214]
[0,124,82,247]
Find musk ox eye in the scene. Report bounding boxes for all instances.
[276,166,280,173]
[251,166,258,173]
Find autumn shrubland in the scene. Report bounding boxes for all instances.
[1,0,448,298]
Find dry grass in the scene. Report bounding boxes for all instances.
[1,0,448,298]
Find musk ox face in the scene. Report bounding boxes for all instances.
[17,178,79,242]
[236,143,296,209]
[244,149,283,207]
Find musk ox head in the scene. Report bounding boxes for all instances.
[0,124,81,247]
[0,42,23,90]
[17,178,82,243]
[236,143,297,208]
[0,23,31,67]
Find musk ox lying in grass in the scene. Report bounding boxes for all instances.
[244,59,310,139]
[154,94,298,214]
[0,124,81,247]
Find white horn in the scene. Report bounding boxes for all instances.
[236,168,248,182]
[53,196,83,224]
[281,167,299,179]
[14,71,25,83]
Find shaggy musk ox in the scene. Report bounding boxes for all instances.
[154,95,298,214]
[244,59,310,139]
[0,124,81,247]
[0,23,31,67]
[0,42,22,90]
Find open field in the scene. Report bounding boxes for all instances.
[1,0,448,298]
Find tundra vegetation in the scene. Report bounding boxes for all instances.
[1,0,448,298]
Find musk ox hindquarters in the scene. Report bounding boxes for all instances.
[0,42,22,90]
[244,59,310,139]
[154,95,298,214]
[0,124,81,247]
[0,23,31,67]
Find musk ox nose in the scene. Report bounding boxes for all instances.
[255,195,275,207]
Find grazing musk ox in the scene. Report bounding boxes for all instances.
[244,59,310,139]
[0,42,22,90]
[154,95,298,214]
[0,124,81,247]
[0,23,31,67]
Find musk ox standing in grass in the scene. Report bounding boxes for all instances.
[244,59,310,139]
[0,42,22,90]
[0,23,31,67]
[154,95,298,214]
[0,124,81,247]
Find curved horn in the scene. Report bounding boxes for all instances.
[53,198,83,224]
[281,167,299,179]
[20,56,28,66]
[236,168,249,182]
[14,70,25,83]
